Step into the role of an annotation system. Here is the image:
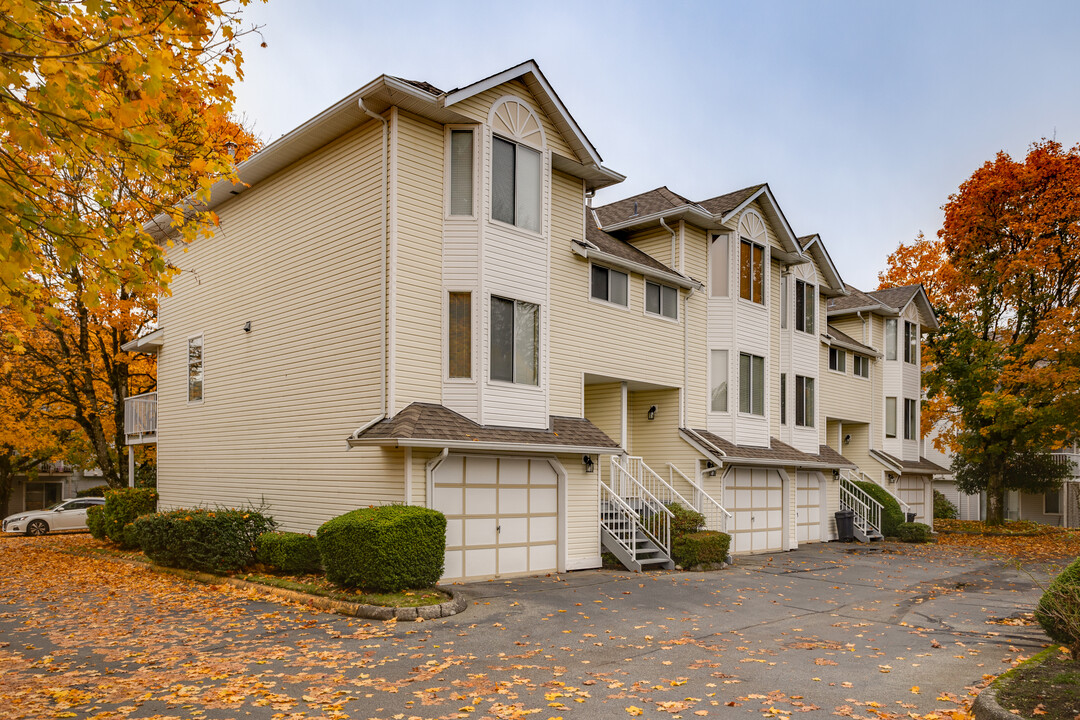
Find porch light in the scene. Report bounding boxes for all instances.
[647,405,657,421]
[582,455,594,473]
[887,472,897,483]
[832,469,840,480]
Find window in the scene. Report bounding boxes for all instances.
[905,321,918,364]
[739,239,764,304]
[829,347,846,372]
[853,354,869,378]
[904,398,917,440]
[795,279,815,333]
[449,130,474,216]
[780,276,788,328]
[590,265,628,306]
[187,336,203,402]
[645,281,678,319]
[739,353,765,415]
[448,292,472,379]
[710,235,729,297]
[795,375,815,427]
[780,373,787,425]
[492,136,541,232]
[490,296,538,385]
[885,318,897,360]
[1045,490,1062,515]
[710,350,728,412]
[885,397,897,438]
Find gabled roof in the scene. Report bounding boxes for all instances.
[828,284,891,314]
[829,283,939,330]
[697,184,766,215]
[824,325,879,357]
[869,449,949,476]
[348,402,621,454]
[681,429,856,470]
[796,234,847,297]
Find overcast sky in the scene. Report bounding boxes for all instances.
[230,0,1080,290]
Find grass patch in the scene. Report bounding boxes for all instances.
[239,571,449,607]
[935,519,1066,537]
[995,646,1080,720]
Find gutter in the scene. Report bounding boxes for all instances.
[348,438,623,455]
[570,241,701,291]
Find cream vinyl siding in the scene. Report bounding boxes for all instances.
[819,342,872,426]
[788,263,819,453]
[627,225,675,269]
[705,232,736,442]
[682,223,709,430]
[393,110,445,411]
[563,453,601,569]
[900,304,922,460]
[155,118,403,532]
[584,383,623,448]
[626,388,705,497]
[450,79,575,161]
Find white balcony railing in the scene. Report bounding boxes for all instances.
[124,391,157,444]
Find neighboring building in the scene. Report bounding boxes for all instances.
[5,463,104,515]
[124,61,945,582]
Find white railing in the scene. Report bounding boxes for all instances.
[1052,453,1080,478]
[124,391,157,440]
[623,456,695,510]
[667,463,733,534]
[852,467,914,517]
[610,457,672,556]
[840,473,882,537]
[600,481,645,563]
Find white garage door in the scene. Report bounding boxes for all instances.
[796,471,822,544]
[723,468,784,554]
[432,455,559,582]
[897,476,926,523]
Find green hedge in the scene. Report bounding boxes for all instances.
[86,505,106,540]
[672,531,731,568]
[855,481,905,537]
[1035,556,1080,659]
[133,507,277,573]
[897,521,933,543]
[256,531,322,574]
[76,485,111,498]
[98,488,158,548]
[666,503,705,538]
[933,490,958,520]
[317,505,446,592]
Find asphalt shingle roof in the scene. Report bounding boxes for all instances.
[872,449,949,475]
[828,284,887,313]
[688,429,856,469]
[593,187,696,226]
[585,211,682,276]
[390,77,444,95]
[696,184,766,216]
[825,324,878,356]
[867,285,921,312]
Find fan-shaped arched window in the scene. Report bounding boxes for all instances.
[738,211,767,304]
[489,97,544,233]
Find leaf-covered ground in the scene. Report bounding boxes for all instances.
[0,535,1055,719]
[932,520,1080,562]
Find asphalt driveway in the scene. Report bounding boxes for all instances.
[0,537,1052,719]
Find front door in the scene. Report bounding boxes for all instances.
[796,472,822,543]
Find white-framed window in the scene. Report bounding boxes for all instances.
[710,349,728,413]
[904,398,917,440]
[853,354,870,378]
[448,128,475,217]
[780,373,787,425]
[886,396,897,438]
[739,352,765,416]
[829,347,846,373]
[904,321,918,364]
[590,264,628,307]
[1045,489,1063,515]
[645,281,678,319]
[490,296,538,385]
[187,335,204,403]
[886,318,897,360]
[492,135,541,233]
[739,238,765,304]
[795,279,815,334]
[709,234,729,297]
[448,292,472,379]
[795,375,815,427]
[780,276,788,328]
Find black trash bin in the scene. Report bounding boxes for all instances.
[834,510,855,542]
[906,512,917,524]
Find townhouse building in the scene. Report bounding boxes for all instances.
[124,61,943,582]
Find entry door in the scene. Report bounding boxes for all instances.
[897,476,927,522]
[723,468,784,554]
[432,455,559,581]
[796,472,822,543]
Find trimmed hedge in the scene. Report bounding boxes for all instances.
[317,505,446,592]
[672,531,731,568]
[666,503,705,538]
[133,507,277,573]
[256,531,322,574]
[86,505,106,539]
[933,490,958,520]
[855,481,905,537]
[77,485,111,498]
[1035,555,1080,659]
[98,488,158,548]
[897,521,933,543]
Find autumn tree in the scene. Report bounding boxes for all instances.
[882,140,1080,524]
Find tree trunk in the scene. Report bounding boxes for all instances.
[985,469,1006,526]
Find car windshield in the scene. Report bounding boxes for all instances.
[45,501,68,511]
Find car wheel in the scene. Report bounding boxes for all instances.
[26,520,49,537]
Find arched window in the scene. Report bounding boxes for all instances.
[489,97,544,232]
[738,211,767,304]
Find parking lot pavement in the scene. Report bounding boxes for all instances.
[0,537,1049,719]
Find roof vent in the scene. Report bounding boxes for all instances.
[632,202,638,217]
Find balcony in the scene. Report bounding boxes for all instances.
[125,391,157,445]
[1052,452,1080,478]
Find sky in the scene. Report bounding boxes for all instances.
[229,0,1080,290]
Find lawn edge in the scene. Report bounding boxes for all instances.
[972,646,1059,720]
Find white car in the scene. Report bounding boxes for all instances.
[2,498,106,536]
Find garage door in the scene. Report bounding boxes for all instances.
[431,455,558,581]
[897,476,927,523]
[723,468,784,554]
[796,471,822,544]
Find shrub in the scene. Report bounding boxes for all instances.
[897,521,933,543]
[672,531,731,568]
[76,484,110,498]
[1035,556,1080,660]
[934,490,959,520]
[666,503,705,538]
[317,505,446,592]
[133,506,277,573]
[256,531,322,574]
[86,505,107,540]
[100,488,158,548]
[855,481,904,537]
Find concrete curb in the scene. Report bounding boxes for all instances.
[971,687,1018,720]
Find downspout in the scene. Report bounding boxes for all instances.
[425,448,450,509]
[660,217,676,269]
[683,285,697,428]
[351,98,389,441]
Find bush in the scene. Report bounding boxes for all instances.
[897,522,933,543]
[666,503,705,538]
[672,531,731,568]
[855,481,905,537]
[86,505,106,540]
[133,506,277,573]
[256,531,322,574]
[934,490,959,520]
[317,505,446,592]
[76,484,111,498]
[100,488,158,548]
[1035,556,1080,660]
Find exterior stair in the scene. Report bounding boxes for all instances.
[840,472,884,542]
[600,500,672,571]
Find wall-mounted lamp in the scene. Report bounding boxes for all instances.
[887,472,897,483]
[703,459,717,477]
[243,321,252,333]
[647,405,657,421]
[582,455,594,473]
[843,434,852,445]
[832,469,840,480]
